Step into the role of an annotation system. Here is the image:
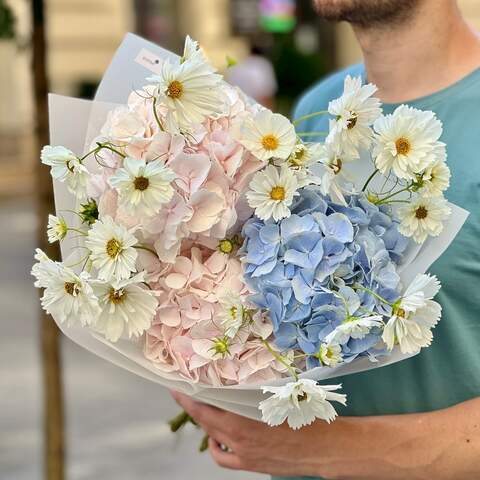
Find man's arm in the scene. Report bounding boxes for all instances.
[172,392,480,479]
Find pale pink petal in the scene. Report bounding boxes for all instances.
[169,153,211,195]
[204,251,228,275]
[156,306,182,327]
[191,339,217,360]
[187,190,224,233]
[165,272,187,289]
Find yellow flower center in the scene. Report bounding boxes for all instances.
[261,134,279,151]
[229,306,238,319]
[109,288,127,304]
[166,80,183,99]
[218,239,234,254]
[395,137,411,155]
[211,337,231,357]
[290,146,306,166]
[415,205,428,219]
[106,238,122,259]
[270,186,286,201]
[396,307,407,318]
[298,392,308,402]
[134,176,150,191]
[347,114,357,129]
[332,158,343,175]
[64,282,78,296]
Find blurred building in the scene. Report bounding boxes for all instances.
[47,0,134,96]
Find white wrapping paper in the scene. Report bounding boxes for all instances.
[47,34,469,421]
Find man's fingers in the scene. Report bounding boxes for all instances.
[208,437,245,471]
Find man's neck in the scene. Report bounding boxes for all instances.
[353,0,480,103]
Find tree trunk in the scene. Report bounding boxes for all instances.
[31,1,66,479]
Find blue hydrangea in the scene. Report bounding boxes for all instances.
[241,186,408,365]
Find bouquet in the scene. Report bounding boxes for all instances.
[33,34,468,431]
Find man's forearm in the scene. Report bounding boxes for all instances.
[321,397,480,480]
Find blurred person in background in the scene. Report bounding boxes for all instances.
[225,45,278,109]
[173,0,480,479]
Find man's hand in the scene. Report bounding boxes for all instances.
[171,391,480,479]
[171,390,327,477]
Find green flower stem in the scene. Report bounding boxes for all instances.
[354,284,392,306]
[169,410,194,432]
[81,255,92,273]
[362,168,379,192]
[380,199,411,204]
[96,142,126,159]
[330,290,351,318]
[66,227,87,236]
[152,96,165,131]
[78,145,102,162]
[58,208,84,218]
[65,253,91,269]
[78,142,126,163]
[293,353,307,359]
[134,245,158,256]
[375,185,413,205]
[295,131,328,137]
[199,434,210,452]
[293,110,328,126]
[169,410,209,453]
[262,339,298,380]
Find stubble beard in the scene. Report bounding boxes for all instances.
[312,0,422,28]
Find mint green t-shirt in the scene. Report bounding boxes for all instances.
[274,65,480,480]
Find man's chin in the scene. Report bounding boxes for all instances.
[312,0,420,27]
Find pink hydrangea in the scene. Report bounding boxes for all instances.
[81,80,285,386]
[144,246,288,386]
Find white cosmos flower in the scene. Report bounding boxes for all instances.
[259,379,347,429]
[85,216,138,281]
[109,157,175,217]
[314,141,350,205]
[326,75,382,160]
[93,273,158,342]
[373,105,445,180]
[382,274,442,354]
[318,343,343,367]
[217,292,246,339]
[400,273,441,311]
[41,145,89,199]
[31,248,63,288]
[246,165,299,221]
[235,109,297,161]
[31,250,100,326]
[180,35,205,63]
[324,315,383,345]
[47,214,68,243]
[147,53,223,129]
[418,158,451,197]
[288,142,322,169]
[398,195,451,243]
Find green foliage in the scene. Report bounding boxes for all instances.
[0,1,16,40]
[79,199,99,225]
[271,33,329,114]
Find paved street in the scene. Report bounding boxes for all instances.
[0,197,265,480]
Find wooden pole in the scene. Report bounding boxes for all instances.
[31,1,66,479]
